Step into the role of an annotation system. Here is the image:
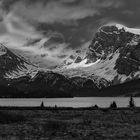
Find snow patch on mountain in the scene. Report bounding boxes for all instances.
[63,58,100,69]
[59,51,119,81]
[115,24,140,35]
[4,63,38,79]
[85,52,120,81]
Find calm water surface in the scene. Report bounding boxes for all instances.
[0,97,139,108]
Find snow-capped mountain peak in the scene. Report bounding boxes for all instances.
[0,44,38,79]
[58,24,140,87]
[115,24,140,35]
[1,24,140,97]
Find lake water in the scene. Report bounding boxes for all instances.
[0,97,139,108]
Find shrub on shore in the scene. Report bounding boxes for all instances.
[129,96,135,108]
[110,101,117,109]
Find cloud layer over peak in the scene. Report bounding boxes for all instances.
[0,0,139,68]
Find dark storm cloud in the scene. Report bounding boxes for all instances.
[96,0,140,27]
[0,0,139,25]
[0,0,124,24]
[0,0,140,64]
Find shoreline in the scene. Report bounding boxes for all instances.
[0,106,138,110]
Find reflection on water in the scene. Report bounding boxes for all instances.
[0,97,139,108]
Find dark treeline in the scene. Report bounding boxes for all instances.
[98,78,140,97]
[0,78,140,98]
[0,85,73,98]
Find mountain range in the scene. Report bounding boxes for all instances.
[1,24,140,97]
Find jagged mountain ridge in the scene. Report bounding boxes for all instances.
[0,44,100,97]
[0,44,37,80]
[59,24,140,85]
[1,71,101,97]
[1,24,140,97]
[87,24,140,76]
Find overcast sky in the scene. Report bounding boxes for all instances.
[0,0,139,66]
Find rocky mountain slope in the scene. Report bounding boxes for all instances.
[1,24,140,97]
[0,43,37,80]
[0,44,98,97]
[59,24,140,85]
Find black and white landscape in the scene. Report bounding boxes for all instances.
[1,0,140,140]
[0,0,140,97]
[0,0,140,98]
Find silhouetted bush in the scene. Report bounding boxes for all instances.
[129,96,135,108]
[40,101,45,108]
[94,104,99,109]
[110,101,117,108]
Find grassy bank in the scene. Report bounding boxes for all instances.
[0,107,139,139]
